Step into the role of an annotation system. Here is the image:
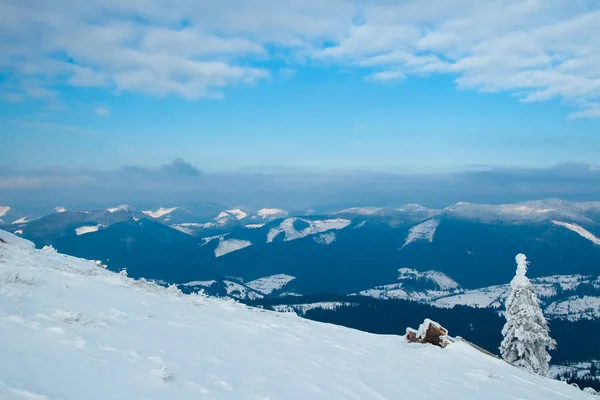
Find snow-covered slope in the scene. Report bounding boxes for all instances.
[359,268,461,301]
[552,220,600,246]
[402,219,439,248]
[0,230,590,399]
[143,207,178,219]
[267,218,351,243]
[0,206,9,219]
[245,274,296,295]
[75,225,102,236]
[214,238,252,257]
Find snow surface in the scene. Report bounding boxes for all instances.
[267,218,351,243]
[245,274,296,295]
[222,280,263,300]
[0,206,9,218]
[335,207,382,215]
[0,230,591,400]
[14,230,23,235]
[142,207,178,218]
[54,207,67,213]
[244,223,265,229]
[11,217,28,225]
[256,208,288,219]
[225,209,248,220]
[201,234,228,246]
[214,239,252,257]
[402,219,439,248]
[398,268,460,290]
[552,220,600,246]
[106,205,131,213]
[313,232,336,245]
[75,225,101,236]
[171,225,195,235]
[545,296,600,321]
[181,280,217,287]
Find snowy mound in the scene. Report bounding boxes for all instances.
[0,229,591,399]
[267,218,351,243]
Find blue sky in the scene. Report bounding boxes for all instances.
[1,0,599,173]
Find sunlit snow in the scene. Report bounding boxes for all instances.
[214,239,252,257]
[245,274,295,295]
[267,218,351,243]
[12,217,28,225]
[75,225,101,236]
[552,220,600,246]
[0,229,590,400]
[225,209,248,220]
[244,223,265,229]
[142,207,178,218]
[54,207,67,213]
[313,232,336,245]
[256,208,288,219]
[402,219,439,248]
[181,280,216,287]
[0,206,9,218]
[106,205,131,213]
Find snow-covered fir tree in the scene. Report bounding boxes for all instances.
[500,253,556,376]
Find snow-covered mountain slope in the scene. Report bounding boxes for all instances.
[214,238,252,257]
[267,218,351,243]
[552,220,600,245]
[143,207,178,219]
[0,230,590,399]
[359,268,461,301]
[402,219,439,248]
[245,274,295,295]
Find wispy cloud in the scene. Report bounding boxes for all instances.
[95,107,110,116]
[0,1,599,117]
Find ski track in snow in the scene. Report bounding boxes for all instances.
[552,220,600,246]
[0,229,591,400]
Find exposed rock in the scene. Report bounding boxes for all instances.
[405,318,452,348]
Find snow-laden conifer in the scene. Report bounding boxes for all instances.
[500,254,556,376]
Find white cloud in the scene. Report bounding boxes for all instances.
[0,0,598,116]
[95,107,110,116]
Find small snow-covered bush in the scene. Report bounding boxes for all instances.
[165,284,183,297]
